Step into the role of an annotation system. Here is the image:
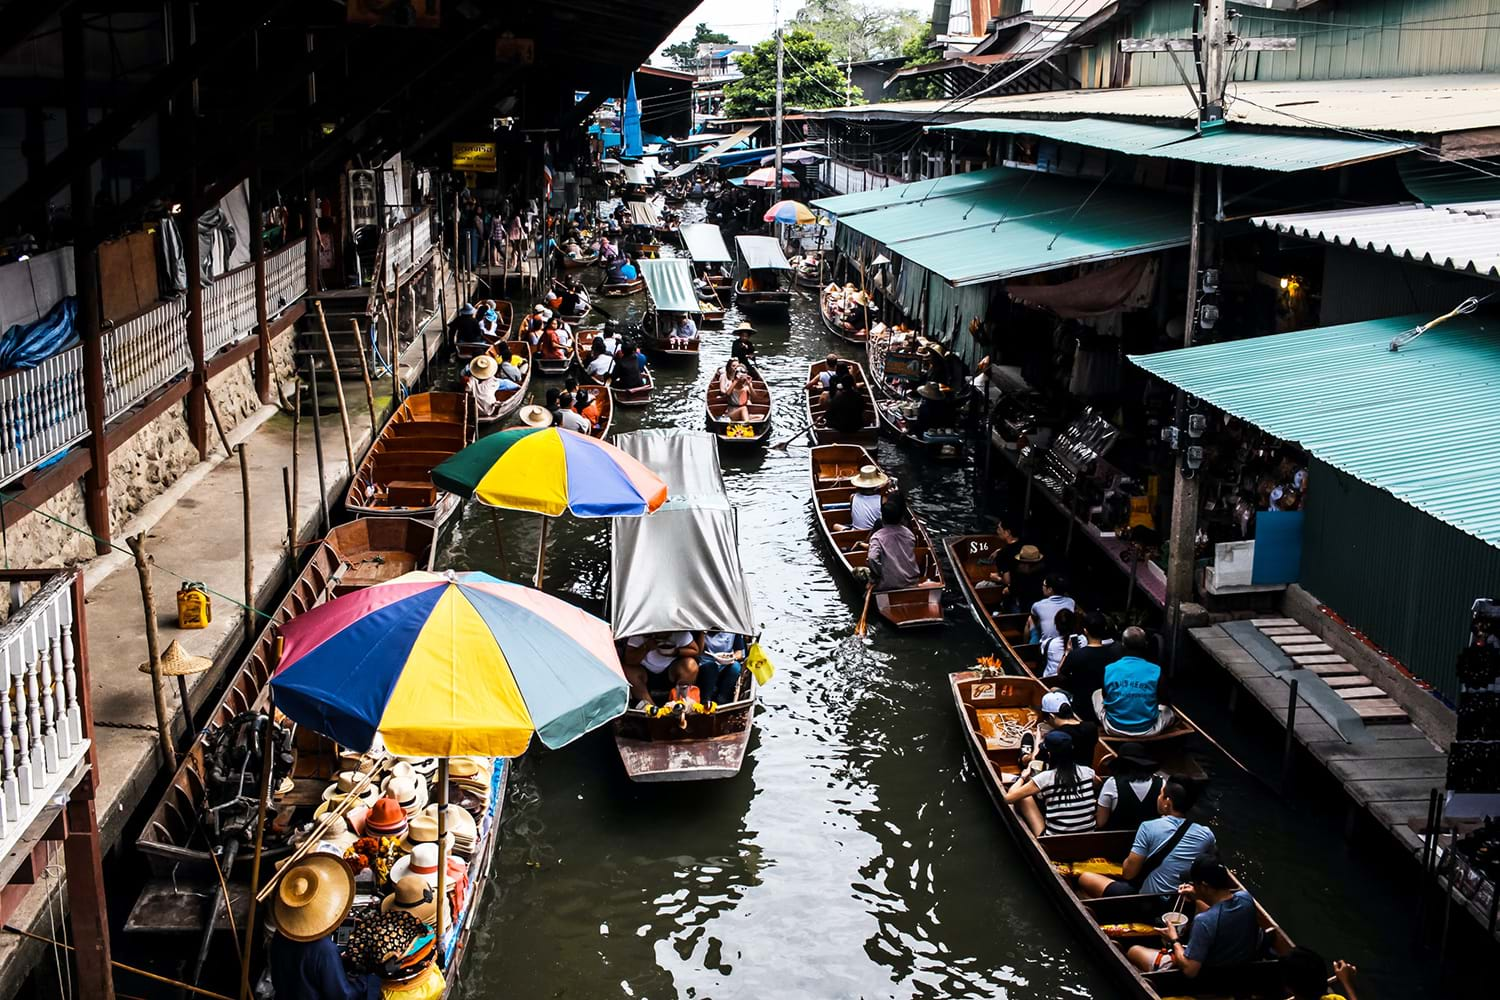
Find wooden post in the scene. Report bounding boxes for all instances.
[128,533,177,770]
[282,466,295,567]
[251,165,273,404]
[313,301,357,477]
[185,207,209,460]
[350,319,379,436]
[386,302,400,403]
[307,363,331,534]
[435,757,449,946]
[238,443,254,641]
[413,286,428,391]
[305,188,320,294]
[291,382,301,541]
[65,11,110,555]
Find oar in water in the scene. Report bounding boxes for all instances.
[855,582,875,637]
[771,420,816,452]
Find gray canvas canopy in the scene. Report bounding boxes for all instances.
[610,430,756,639]
[734,235,792,274]
[681,223,732,263]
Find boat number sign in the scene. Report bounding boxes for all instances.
[967,540,991,554]
[453,142,497,173]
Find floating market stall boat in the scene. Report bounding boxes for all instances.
[819,283,872,345]
[733,235,793,318]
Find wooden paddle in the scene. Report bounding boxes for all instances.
[855,582,875,637]
[771,419,816,452]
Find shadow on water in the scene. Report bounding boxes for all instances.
[444,209,1477,999]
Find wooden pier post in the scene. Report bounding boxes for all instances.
[127,534,177,770]
[1281,678,1298,792]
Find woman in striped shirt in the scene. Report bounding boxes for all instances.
[1004,729,1099,836]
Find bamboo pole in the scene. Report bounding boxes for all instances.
[291,383,301,539]
[385,302,400,404]
[237,443,253,637]
[239,658,278,1000]
[0,925,234,1000]
[313,301,357,478]
[127,533,176,770]
[282,467,295,566]
[254,768,379,903]
[349,319,379,436]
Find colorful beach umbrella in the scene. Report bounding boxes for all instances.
[763,199,816,225]
[742,166,799,188]
[271,570,627,758]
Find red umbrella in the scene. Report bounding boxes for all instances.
[742,166,800,188]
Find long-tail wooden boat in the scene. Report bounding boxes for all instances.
[345,392,473,527]
[470,339,533,428]
[455,300,515,361]
[804,358,879,446]
[643,313,701,361]
[557,250,600,270]
[600,275,645,296]
[611,431,759,781]
[706,366,772,446]
[734,276,791,317]
[876,396,966,460]
[944,533,1201,750]
[577,327,654,406]
[950,670,1293,1000]
[819,284,872,345]
[810,443,945,628]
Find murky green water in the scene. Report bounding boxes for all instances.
[435,236,1467,1000]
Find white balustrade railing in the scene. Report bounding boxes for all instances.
[104,299,192,422]
[265,239,308,318]
[0,346,91,486]
[0,571,88,851]
[382,208,433,288]
[202,262,259,357]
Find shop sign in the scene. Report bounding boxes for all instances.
[452,142,497,173]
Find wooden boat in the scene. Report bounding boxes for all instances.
[577,385,613,439]
[804,358,879,446]
[470,339,533,427]
[455,300,516,361]
[611,430,760,781]
[345,392,473,526]
[734,276,792,317]
[576,327,654,407]
[950,670,1294,1000]
[622,240,661,259]
[557,250,600,270]
[867,325,927,400]
[876,397,966,460]
[810,443,945,628]
[819,284,870,345]
[644,314,701,361]
[706,366,772,446]
[600,275,645,297]
[326,516,437,587]
[944,534,1201,750]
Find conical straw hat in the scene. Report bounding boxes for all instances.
[139,640,213,677]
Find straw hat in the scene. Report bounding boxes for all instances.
[469,355,497,380]
[420,803,478,853]
[337,749,379,775]
[400,813,455,855]
[383,774,428,818]
[916,382,945,401]
[850,465,889,491]
[446,757,487,780]
[389,842,441,887]
[321,770,377,805]
[518,404,553,429]
[734,321,754,334]
[272,854,354,942]
[364,797,409,838]
[312,791,370,826]
[379,874,451,929]
[138,640,212,677]
[1016,544,1043,564]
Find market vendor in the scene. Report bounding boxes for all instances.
[270,854,380,1000]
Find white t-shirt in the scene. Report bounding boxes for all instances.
[1040,633,1087,677]
[587,355,615,378]
[558,409,592,434]
[627,632,695,673]
[850,491,883,532]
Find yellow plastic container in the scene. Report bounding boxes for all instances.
[177,582,212,629]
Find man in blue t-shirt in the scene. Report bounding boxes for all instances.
[1078,776,1216,900]
[1127,856,1261,976]
[1093,626,1177,736]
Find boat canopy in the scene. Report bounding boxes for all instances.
[626,200,661,227]
[638,258,701,315]
[622,164,651,186]
[611,430,756,638]
[681,223,732,263]
[735,235,792,273]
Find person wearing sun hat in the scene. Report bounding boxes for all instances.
[345,910,445,996]
[517,404,553,429]
[466,354,519,421]
[834,465,887,534]
[730,321,758,374]
[268,853,378,999]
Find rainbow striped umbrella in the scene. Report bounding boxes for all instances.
[270,570,626,758]
[763,200,815,225]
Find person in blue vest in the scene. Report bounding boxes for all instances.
[1093,626,1177,737]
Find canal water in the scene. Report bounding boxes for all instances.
[437,245,1465,999]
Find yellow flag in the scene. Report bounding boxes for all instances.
[745,642,775,686]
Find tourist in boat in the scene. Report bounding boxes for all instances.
[1036,690,1098,766]
[541,319,568,361]
[495,347,526,386]
[718,359,742,396]
[668,312,697,350]
[731,322,758,373]
[599,235,619,261]
[1125,856,1261,977]
[1027,574,1076,642]
[807,354,841,398]
[613,348,647,392]
[1040,608,1086,678]
[585,339,617,381]
[450,302,486,352]
[722,367,755,422]
[696,630,747,704]
[1009,545,1046,614]
[1003,729,1098,836]
[1054,611,1122,720]
[1095,626,1177,737]
[599,320,622,356]
[623,631,704,708]
[1094,741,1165,831]
[477,300,501,341]
[268,854,378,1000]
[555,392,592,434]
[1281,948,1361,1000]
[1076,774,1215,901]
[857,498,921,592]
[825,377,867,436]
[833,465,887,533]
[576,388,603,431]
[914,382,957,435]
[466,355,519,421]
[978,517,1024,587]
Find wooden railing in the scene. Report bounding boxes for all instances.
[0,345,91,484]
[0,570,89,851]
[265,239,308,317]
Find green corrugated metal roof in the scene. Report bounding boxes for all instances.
[1130,312,1500,550]
[638,258,700,314]
[811,167,1014,217]
[928,118,1416,171]
[834,167,1191,286]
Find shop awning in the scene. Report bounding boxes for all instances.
[622,164,652,186]
[928,118,1417,172]
[638,258,701,314]
[1130,312,1500,550]
[626,200,661,227]
[812,166,1013,218]
[681,223,732,263]
[735,235,792,271]
[1253,201,1500,279]
[664,125,759,179]
[833,167,1190,286]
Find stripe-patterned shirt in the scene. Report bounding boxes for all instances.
[1031,765,1098,835]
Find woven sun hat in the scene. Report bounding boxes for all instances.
[916,382,945,400]
[420,803,478,852]
[312,791,370,827]
[389,842,441,888]
[469,355,497,380]
[336,749,379,775]
[382,774,428,818]
[364,796,409,838]
[400,813,455,855]
[379,874,451,930]
[734,321,754,334]
[518,404,553,429]
[321,770,377,805]
[272,854,355,942]
[445,756,487,780]
[139,640,213,677]
[850,465,889,491]
[1016,545,1043,564]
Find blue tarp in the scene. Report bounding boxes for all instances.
[0,296,77,371]
[623,74,643,160]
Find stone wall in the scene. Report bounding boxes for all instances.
[106,402,200,535]
[0,481,94,573]
[207,357,261,438]
[270,325,298,395]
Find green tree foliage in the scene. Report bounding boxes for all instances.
[890,23,945,101]
[661,22,735,71]
[791,0,928,63]
[722,29,857,118]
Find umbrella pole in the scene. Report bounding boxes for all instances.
[535,515,549,589]
[491,508,506,577]
[435,758,449,955]
[238,638,280,1000]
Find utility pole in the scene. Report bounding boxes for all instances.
[1120,2,1294,667]
[773,0,785,204]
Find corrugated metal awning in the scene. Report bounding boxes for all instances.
[638,258,701,314]
[928,118,1417,172]
[681,223,732,263]
[1130,312,1500,550]
[812,167,1012,218]
[1253,201,1500,279]
[734,236,792,271]
[832,167,1190,286]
